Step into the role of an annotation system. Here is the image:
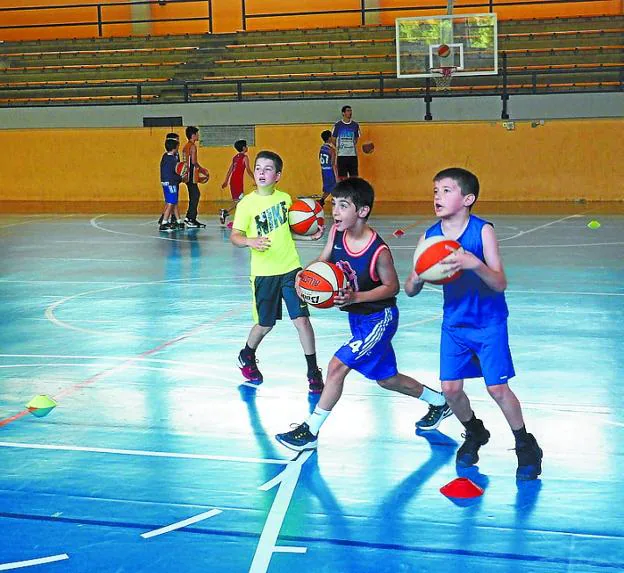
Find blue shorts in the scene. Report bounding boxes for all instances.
[162,183,179,205]
[440,321,515,386]
[334,306,399,381]
[322,173,336,194]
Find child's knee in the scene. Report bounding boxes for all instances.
[487,383,510,402]
[441,380,463,400]
[292,316,311,329]
[376,375,398,390]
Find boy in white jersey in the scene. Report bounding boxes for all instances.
[275,177,451,452]
[231,151,325,394]
[405,167,543,480]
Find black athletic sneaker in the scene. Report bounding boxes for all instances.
[275,422,318,451]
[456,422,491,467]
[416,402,453,431]
[515,433,543,481]
[194,219,207,228]
[307,368,324,394]
[159,222,174,232]
[238,350,263,383]
[185,219,200,229]
[219,209,229,225]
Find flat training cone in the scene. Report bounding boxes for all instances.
[392,229,405,238]
[440,477,484,499]
[26,395,57,418]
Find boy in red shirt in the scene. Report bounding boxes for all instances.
[220,139,254,225]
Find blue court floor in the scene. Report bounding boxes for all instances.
[1,209,623,573]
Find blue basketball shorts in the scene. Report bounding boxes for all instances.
[161,183,179,205]
[322,173,336,194]
[440,321,515,386]
[251,268,310,327]
[334,306,399,381]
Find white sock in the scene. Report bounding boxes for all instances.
[306,406,331,435]
[420,385,446,406]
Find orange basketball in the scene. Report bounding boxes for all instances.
[298,261,348,308]
[438,44,451,58]
[288,198,325,236]
[196,167,209,184]
[175,162,189,181]
[413,235,464,284]
[362,142,375,154]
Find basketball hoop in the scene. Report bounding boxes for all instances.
[430,67,456,91]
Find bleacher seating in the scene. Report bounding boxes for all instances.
[0,15,621,105]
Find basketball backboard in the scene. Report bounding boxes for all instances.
[396,13,498,78]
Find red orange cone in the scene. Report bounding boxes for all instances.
[440,477,484,499]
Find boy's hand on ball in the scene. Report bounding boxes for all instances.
[441,248,479,273]
[310,224,325,240]
[334,286,355,307]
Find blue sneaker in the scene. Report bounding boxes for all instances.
[416,402,452,431]
[515,434,543,481]
[456,423,490,467]
[275,422,318,451]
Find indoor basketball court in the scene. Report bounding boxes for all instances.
[1,206,623,572]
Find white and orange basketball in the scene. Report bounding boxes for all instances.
[196,167,210,184]
[175,162,189,181]
[288,198,325,236]
[298,261,348,308]
[413,235,464,284]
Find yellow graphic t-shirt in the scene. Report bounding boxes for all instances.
[233,189,301,277]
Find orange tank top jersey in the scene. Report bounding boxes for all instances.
[181,141,197,183]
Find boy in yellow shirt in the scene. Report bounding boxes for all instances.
[231,150,324,394]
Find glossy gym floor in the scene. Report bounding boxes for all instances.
[1,207,623,572]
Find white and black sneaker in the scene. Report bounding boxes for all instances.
[275,422,318,452]
[416,403,453,431]
[219,209,229,225]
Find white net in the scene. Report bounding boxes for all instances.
[431,67,455,91]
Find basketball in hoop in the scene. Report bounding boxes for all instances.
[430,66,456,91]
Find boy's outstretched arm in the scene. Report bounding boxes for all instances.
[405,234,426,297]
[244,155,254,178]
[221,162,234,188]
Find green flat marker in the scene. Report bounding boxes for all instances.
[587,220,601,230]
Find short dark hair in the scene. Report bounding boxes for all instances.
[332,177,374,219]
[164,138,179,152]
[165,132,179,142]
[255,150,283,174]
[234,139,247,152]
[434,167,480,207]
[185,126,199,140]
[321,130,332,142]
[341,105,352,114]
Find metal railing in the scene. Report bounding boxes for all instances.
[1,62,621,111]
[0,0,213,38]
[241,0,612,30]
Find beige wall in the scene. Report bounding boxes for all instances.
[0,119,621,207]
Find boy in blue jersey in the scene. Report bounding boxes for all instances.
[318,130,337,207]
[275,177,451,452]
[158,137,183,232]
[405,167,543,480]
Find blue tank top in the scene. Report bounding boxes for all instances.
[425,215,508,327]
[319,143,336,184]
[329,227,396,315]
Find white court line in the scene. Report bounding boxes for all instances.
[499,213,583,242]
[250,451,313,573]
[141,509,222,539]
[0,216,73,230]
[273,546,307,554]
[0,554,69,571]
[0,441,288,466]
